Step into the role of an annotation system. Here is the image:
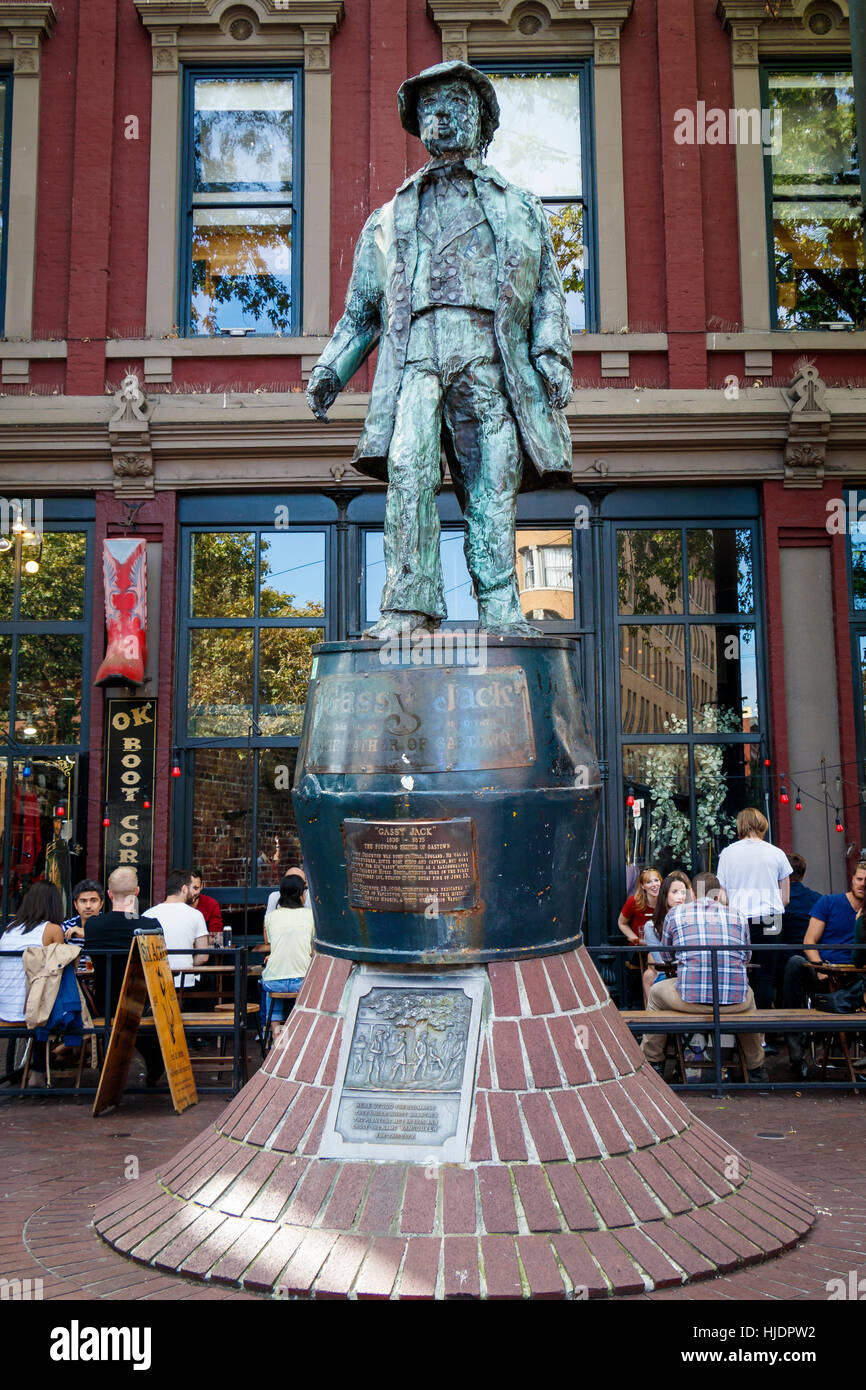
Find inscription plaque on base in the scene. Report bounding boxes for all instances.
[343,817,477,913]
[319,970,484,1163]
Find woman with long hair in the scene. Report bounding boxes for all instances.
[0,881,65,1085]
[641,870,693,1003]
[617,867,662,945]
[260,873,315,1043]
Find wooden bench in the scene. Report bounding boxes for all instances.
[620,1008,866,1083]
[1,1001,261,1094]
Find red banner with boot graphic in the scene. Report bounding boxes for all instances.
[94,538,148,687]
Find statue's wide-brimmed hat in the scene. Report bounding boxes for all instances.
[397,61,500,146]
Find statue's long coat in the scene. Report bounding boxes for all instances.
[315,160,573,488]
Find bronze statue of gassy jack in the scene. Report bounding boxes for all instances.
[307,61,573,638]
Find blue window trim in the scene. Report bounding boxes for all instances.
[606,504,769,894]
[760,58,860,331]
[846,491,866,846]
[0,73,13,335]
[476,58,598,333]
[0,506,94,925]
[177,64,304,337]
[173,504,338,896]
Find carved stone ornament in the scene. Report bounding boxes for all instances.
[110,373,152,427]
[113,453,153,477]
[134,0,345,50]
[109,374,155,496]
[784,361,830,488]
[428,1,633,63]
[0,6,55,77]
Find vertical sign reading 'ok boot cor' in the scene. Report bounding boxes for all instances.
[104,699,157,907]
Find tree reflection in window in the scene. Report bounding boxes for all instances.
[187,529,325,738]
[767,68,864,328]
[486,70,587,330]
[618,528,753,616]
[186,75,297,335]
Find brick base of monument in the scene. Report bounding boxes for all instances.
[92,948,815,1298]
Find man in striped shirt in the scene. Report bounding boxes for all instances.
[641,871,767,1082]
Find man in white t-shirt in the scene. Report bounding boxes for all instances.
[265,864,307,916]
[717,806,792,1009]
[142,868,209,987]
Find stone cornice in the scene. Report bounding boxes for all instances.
[0,3,55,73]
[427,0,633,22]
[428,0,632,62]
[133,0,344,33]
[0,3,55,37]
[716,0,849,39]
[4,388,866,491]
[707,330,866,350]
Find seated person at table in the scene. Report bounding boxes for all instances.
[640,871,767,1082]
[142,868,209,989]
[781,854,820,946]
[80,866,164,1086]
[642,871,692,1003]
[266,863,307,917]
[261,875,315,1041]
[618,867,662,1004]
[783,860,866,1071]
[61,878,104,939]
[188,869,223,937]
[0,882,65,1084]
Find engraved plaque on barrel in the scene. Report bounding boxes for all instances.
[292,637,601,964]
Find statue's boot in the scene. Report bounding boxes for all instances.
[478,583,541,637]
[362,609,441,641]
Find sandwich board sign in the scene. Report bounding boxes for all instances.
[93,929,197,1116]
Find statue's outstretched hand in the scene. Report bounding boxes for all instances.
[536,354,573,411]
[306,366,341,421]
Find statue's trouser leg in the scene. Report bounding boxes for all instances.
[379,360,447,622]
[443,356,524,626]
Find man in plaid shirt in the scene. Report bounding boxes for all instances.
[641,871,767,1082]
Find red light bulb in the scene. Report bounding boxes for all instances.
[172,764,181,778]
[56,805,65,818]
[102,815,110,828]
[626,788,635,808]
[763,757,771,767]
[836,817,844,834]
[795,798,802,811]
[143,799,151,810]
[780,790,789,805]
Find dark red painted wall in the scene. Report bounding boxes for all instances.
[620,0,666,333]
[21,0,863,397]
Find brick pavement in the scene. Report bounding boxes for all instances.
[0,1087,864,1301]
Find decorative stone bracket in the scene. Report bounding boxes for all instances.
[108,373,155,497]
[784,361,830,488]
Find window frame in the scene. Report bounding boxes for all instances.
[173,496,338,899]
[178,63,304,339]
[760,58,862,332]
[846,496,866,848]
[477,58,598,333]
[0,504,93,926]
[609,509,769,882]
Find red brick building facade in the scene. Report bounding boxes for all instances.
[0,0,863,952]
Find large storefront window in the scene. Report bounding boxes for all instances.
[364,527,575,626]
[175,498,334,900]
[0,510,92,920]
[616,521,765,881]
